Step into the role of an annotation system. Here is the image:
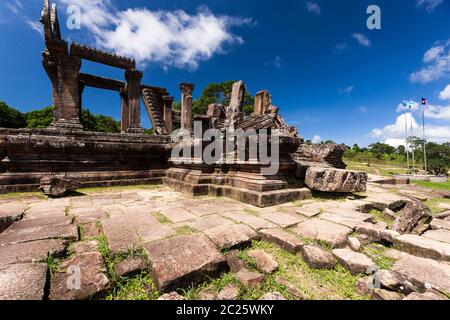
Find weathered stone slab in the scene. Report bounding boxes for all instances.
[7,216,72,231]
[392,255,450,294]
[379,270,416,295]
[296,204,321,218]
[305,167,367,193]
[332,249,375,275]
[222,211,277,230]
[431,218,450,231]
[80,222,102,238]
[422,229,450,244]
[291,219,352,248]
[187,214,234,232]
[403,292,447,300]
[114,257,147,278]
[319,212,367,229]
[275,276,304,299]
[160,207,197,223]
[0,223,78,246]
[204,224,257,250]
[355,222,387,241]
[0,263,47,300]
[259,210,305,228]
[0,239,65,265]
[145,235,227,292]
[70,207,107,224]
[380,230,400,244]
[248,250,278,274]
[372,289,405,300]
[0,202,27,232]
[259,228,304,253]
[393,234,450,262]
[49,241,109,300]
[235,269,265,288]
[301,245,336,269]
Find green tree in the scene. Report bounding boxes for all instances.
[25,106,54,128]
[193,80,255,115]
[0,101,26,128]
[81,109,120,133]
[369,142,395,159]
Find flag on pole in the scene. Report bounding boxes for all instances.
[402,100,408,107]
[422,97,428,106]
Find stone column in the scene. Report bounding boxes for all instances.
[225,80,245,129]
[125,70,144,134]
[163,95,174,134]
[254,90,271,115]
[179,83,195,134]
[46,55,83,130]
[120,88,129,133]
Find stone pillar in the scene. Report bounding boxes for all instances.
[163,95,174,134]
[254,90,271,115]
[125,70,144,134]
[120,88,129,133]
[225,80,245,129]
[180,83,195,134]
[46,55,83,130]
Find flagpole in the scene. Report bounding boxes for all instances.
[422,99,428,173]
[410,105,415,173]
[404,108,410,171]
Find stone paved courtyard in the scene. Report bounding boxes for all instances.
[1,182,450,300]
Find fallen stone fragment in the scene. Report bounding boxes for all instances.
[0,239,65,265]
[403,292,447,300]
[393,234,450,262]
[392,199,432,235]
[379,270,416,295]
[372,289,405,300]
[348,237,361,252]
[355,222,387,242]
[217,285,239,300]
[382,208,396,221]
[49,241,110,300]
[356,234,371,246]
[39,176,81,198]
[0,202,26,232]
[235,269,265,288]
[380,230,400,244]
[114,257,147,278]
[225,250,246,273]
[145,234,228,292]
[259,292,286,300]
[258,228,304,253]
[301,245,336,269]
[355,277,373,296]
[248,249,278,274]
[305,167,367,193]
[292,219,352,248]
[275,276,304,299]
[392,255,450,294]
[0,263,47,300]
[204,224,257,250]
[158,292,185,300]
[332,249,375,275]
[198,289,217,300]
[435,210,450,220]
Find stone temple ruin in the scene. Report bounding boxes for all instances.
[0,1,367,206]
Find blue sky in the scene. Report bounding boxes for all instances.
[0,0,450,146]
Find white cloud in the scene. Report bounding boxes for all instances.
[334,42,348,54]
[410,41,450,83]
[5,0,22,15]
[339,85,354,95]
[306,2,321,15]
[358,106,368,113]
[439,84,450,100]
[264,56,282,69]
[60,0,253,69]
[352,33,371,47]
[25,19,43,36]
[417,0,444,12]
[370,113,450,145]
[312,135,322,144]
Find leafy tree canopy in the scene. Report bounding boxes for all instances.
[0,101,26,128]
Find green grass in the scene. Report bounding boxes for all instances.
[369,209,393,228]
[363,245,395,270]
[46,254,61,274]
[77,184,162,194]
[152,212,172,224]
[425,197,450,214]
[174,225,200,236]
[413,180,450,191]
[105,272,160,300]
[345,160,408,177]
[0,192,46,200]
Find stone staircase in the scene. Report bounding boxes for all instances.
[141,88,165,134]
